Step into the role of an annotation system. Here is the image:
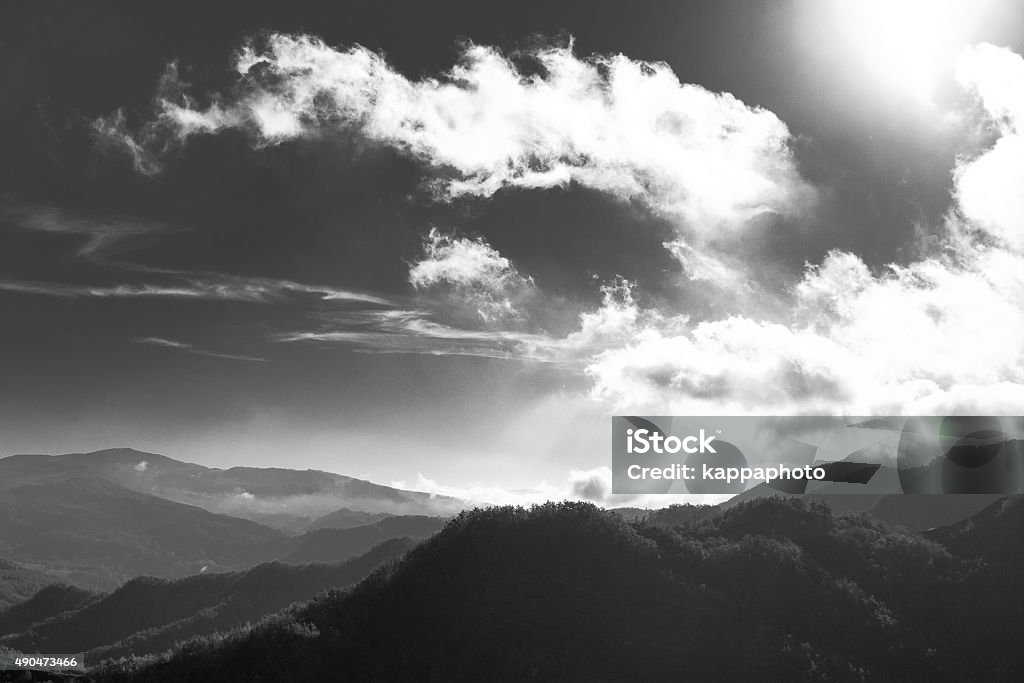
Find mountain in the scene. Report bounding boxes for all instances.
[0,584,97,637]
[0,449,456,597]
[926,495,1024,563]
[0,476,289,590]
[0,560,55,613]
[864,494,1007,531]
[303,507,394,532]
[283,516,446,564]
[0,449,465,530]
[2,538,416,663]
[89,498,1024,682]
[724,468,1004,532]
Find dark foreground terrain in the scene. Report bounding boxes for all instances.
[67,495,1022,682]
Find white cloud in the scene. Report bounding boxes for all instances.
[392,473,563,507]
[554,43,1024,416]
[95,37,1024,418]
[277,231,1024,415]
[134,461,148,473]
[96,34,810,240]
[583,241,1024,414]
[954,43,1024,130]
[953,44,1024,251]
[393,468,726,508]
[409,228,535,323]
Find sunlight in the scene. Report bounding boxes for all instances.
[834,0,995,103]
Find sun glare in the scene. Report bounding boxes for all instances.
[834,0,995,103]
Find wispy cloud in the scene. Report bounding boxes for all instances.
[274,308,564,362]
[133,337,269,363]
[0,279,274,301]
[202,274,391,305]
[0,210,389,305]
[1,202,175,265]
[271,277,675,366]
[1,202,391,305]
[0,275,388,304]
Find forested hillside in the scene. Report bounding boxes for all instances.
[90,497,1024,682]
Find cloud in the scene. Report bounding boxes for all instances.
[581,240,1024,413]
[953,43,1024,251]
[582,240,1024,414]
[954,43,1024,130]
[134,337,269,363]
[1,202,390,305]
[0,279,293,301]
[409,228,535,323]
[392,468,725,508]
[0,274,388,305]
[1,202,172,264]
[182,273,391,305]
[272,278,666,364]
[0,280,225,299]
[567,466,623,503]
[280,41,1024,415]
[90,33,821,356]
[274,308,562,362]
[277,236,1024,414]
[391,473,564,507]
[96,34,811,240]
[426,43,1024,417]
[134,461,148,473]
[92,36,1024,417]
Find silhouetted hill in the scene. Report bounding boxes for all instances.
[283,516,446,564]
[0,476,289,589]
[926,495,1024,563]
[94,503,723,682]
[88,498,1024,682]
[3,538,415,663]
[724,475,1003,531]
[0,449,466,530]
[866,494,1006,531]
[0,584,97,637]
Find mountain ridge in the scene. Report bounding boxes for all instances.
[88,497,1024,682]
[0,448,466,530]
[2,538,416,662]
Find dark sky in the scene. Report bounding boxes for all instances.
[2,0,1022,503]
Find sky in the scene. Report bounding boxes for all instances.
[3,0,1024,506]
